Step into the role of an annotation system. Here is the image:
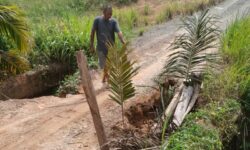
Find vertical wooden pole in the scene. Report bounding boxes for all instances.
[76,51,109,150]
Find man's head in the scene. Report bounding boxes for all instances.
[103,5,112,20]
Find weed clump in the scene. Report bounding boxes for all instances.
[56,71,80,97]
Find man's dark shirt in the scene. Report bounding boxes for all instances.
[92,16,120,55]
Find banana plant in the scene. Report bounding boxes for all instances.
[106,43,139,126]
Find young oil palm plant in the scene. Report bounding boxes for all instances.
[162,9,219,85]
[162,10,220,127]
[0,5,32,80]
[106,43,139,126]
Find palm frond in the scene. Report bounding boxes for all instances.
[0,5,32,52]
[162,9,220,83]
[106,43,139,105]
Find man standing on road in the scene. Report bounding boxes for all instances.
[90,4,125,83]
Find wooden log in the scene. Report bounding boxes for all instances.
[76,51,109,150]
[183,84,200,119]
[173,85,194,126]
[164,83,184,119]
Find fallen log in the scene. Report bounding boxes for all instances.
[183,84,200,119]
[164,83,184,119]
[173,85,194,126]
[173,84,201,126]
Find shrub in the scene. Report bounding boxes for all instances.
[30,16,97,69]
[56,71,80,97]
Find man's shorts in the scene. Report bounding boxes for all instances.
[97,50,107,69]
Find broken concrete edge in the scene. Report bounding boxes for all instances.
[0,63,72,100]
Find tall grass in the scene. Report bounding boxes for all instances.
[1,0,225,69]
[221,15,250,98]
[221,15,250,149]
[222,16,250,63]
[203,16,250,101]
[156,0,223,23]
[0,0,142,67]
[113,8,139,38]
[30,16,96,68]
[202,15,250,149]
[0,0,102,21]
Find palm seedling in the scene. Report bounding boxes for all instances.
[162,9,220,127]
[162,9,219,84]
[106,43,139,126]
[0,5,32,80]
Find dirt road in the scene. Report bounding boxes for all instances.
[0,0,249,149]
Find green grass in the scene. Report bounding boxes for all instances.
[156,0,223,24]
[30,16,96,67]
[0,0,141,70]
[203,14,250,100]
[0,0,101,68]
[0,0,225,69]
[0,0,101,21]
[201,15,250,149]
[221,15,250,149]
[164,99,240,150]
[113,8,139,36]
[221,15,250,101]
[222,16,250,59]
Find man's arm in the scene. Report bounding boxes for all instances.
[113,19,126,44]
[118,31,125,44]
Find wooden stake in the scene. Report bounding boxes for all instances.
[76,51,109,150]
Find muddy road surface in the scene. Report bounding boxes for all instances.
[0,0,249,149]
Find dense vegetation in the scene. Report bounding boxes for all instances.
[220,15,250,149]
[0,5,32,80]
[166,15,250,150]
[0,0,225,82]
[0,0,143,79]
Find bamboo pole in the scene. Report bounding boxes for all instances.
[76,51,109,150]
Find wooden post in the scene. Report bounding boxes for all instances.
[76,51,109,150]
